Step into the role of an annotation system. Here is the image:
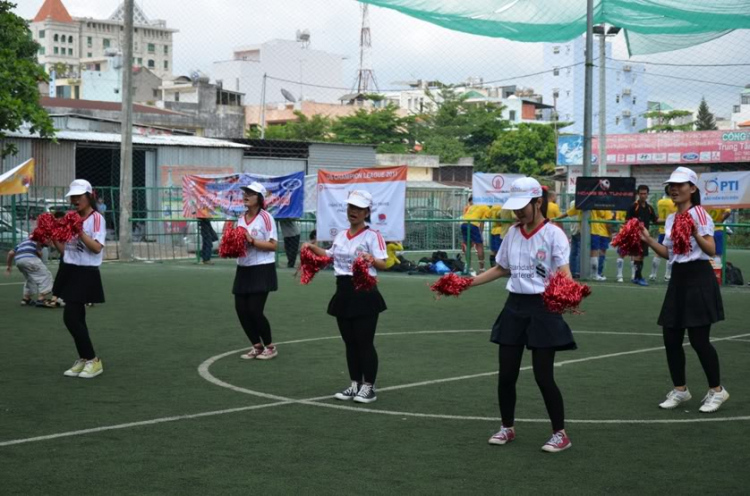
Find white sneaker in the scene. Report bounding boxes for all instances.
[699,388,730,413]
[593,274,607,281]
[649,275,657,282]
[659,388,692,409]
[63,359,86,377]
[664,275,671,282]
[617,276,623,283]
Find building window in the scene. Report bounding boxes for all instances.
[163,61,168,70]
[632,96,637,105]
[103,38,111,49]
[616,95,620,104]
[54,34,59,42]
[137,57,143,65]
[148,43,155,54]
[87,36,92,47]
[553,46,560,54]
[566,90,571,97]
[153,89,159,98]
[509,110,517,121]
[742,96,750,105]
[175,92,180,102]
[95,63,101,71]
[148,59,155,68]
[54,47,59,54]
[164,45,169,55]
[553,67,560,76]
[68,36,73,43]
[616,116,621,125]
[734,105,741,113]
[39,30,45,38]
[632,118,637,127]
[87,52,92,58]
[38,47,46,55]
[68,48,73,55]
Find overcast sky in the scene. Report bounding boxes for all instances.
[15,0,750,116]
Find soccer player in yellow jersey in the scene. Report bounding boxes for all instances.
[461,196,491,272]
[707,208,731,258]
[487,204,515,267]
[545,189,562,228]
[651,190,678,281]
[590,209,614,281]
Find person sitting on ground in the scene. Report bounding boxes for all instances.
[5,237,62,308]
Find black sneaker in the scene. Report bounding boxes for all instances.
[353,384,377,404]
[334,381,359,401]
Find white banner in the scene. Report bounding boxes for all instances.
[472,173,524,205]
[316,166,407,242]
[698,171,750,208]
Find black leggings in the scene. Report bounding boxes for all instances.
[63,302,96,359]
[337,314,379,385]
[498,345,565,431]
[235,293,273,346]
[663,326,721,388]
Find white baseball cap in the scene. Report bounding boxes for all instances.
[240,181,267,196]
[65,179,93,197]
[346,190,373,209]
[501,177,544,210]
[664,167,698,185]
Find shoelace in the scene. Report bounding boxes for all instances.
[358,384,373,396]
[548,432,564,446]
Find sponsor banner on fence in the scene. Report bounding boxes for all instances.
[316,166,407,242]
[575,177,636,211]
[0,159,35,196]
[558,131,750,166]
[472,173,525,205]
[182,171,305,219]
[566,163,631,194]
[698,171,750,209]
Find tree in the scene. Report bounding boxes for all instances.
[695,98,718,131]
[330,105,415,153]
[642,108,693,133]
[246,111,331,141]
[486,123,557,176]
[0,1,54,158]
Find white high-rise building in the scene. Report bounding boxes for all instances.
[730,84,750,129]
[29,0,176,82]
[542,35,649,135]
[212,39,346,105]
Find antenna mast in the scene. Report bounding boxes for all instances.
[355,3,378,93]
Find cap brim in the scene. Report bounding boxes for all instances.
[346,199,370,209]
[663,178,690,185]
[502,197,533,210]
[240,186,263,195]
[65,188,89,197]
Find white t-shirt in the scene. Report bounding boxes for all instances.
[496,220,570,295]
[237,210,278,267]
[63,211,106,267]
[663,206,714,264]
[326,227,387,277]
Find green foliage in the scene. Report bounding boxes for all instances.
[0,1,55,158]
[695,98,718,131]
[486,123,557,176]
[247,111,332,141]
[330,105,415,153]
[642,109,694,133]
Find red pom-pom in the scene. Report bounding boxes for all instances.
[52,211,83,242]
[430,272,473,298]
[31,212,56,243]
[219,222,248,258]
[672,212,694,255]
[352,257,378,292]
[611,218,644,257]
[542,272,592,314]
[299,246,333,285]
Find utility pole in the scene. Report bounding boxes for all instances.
[580,0,595,280]
[118,0,135,261]
[260,73,267,139]
[598,24,607,177]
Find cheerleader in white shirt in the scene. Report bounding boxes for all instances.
[641,167,727,413]
[235,182,279,360]
[52,180,106,379]
[470,177,575,453]
[302,190,387,404]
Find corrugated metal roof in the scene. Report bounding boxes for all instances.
[41,97,180,116]
[6,128,250,149]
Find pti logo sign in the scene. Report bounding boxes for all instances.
[704,177,739,195]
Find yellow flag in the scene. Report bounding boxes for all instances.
[0,159,35,196]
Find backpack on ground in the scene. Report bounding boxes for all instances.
[725,262,744,285]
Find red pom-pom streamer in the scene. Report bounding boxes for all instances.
[672,212,694,255]
[352,257,377,292]
[542,272,592,315]
[611,218,644,257]
[430,272,474,298]
[31,212,56,243]
[51,211,83,243]
[299,246,333,285]
[219,222,248,258]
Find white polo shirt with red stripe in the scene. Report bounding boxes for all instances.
[663,205,714,264]
[496,220,570,295]
[326,227,387,277]
[63,211,106,267]
[237,210,278,267]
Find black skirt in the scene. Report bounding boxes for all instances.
[232,263,278,295]
[491,293,577,351]
[53,261,105,304]
[327,276,387,319]
[658,260,724,328]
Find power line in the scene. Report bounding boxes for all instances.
[598,65,746,89]
[607,57,750,68]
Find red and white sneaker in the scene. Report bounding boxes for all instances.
[240,347,263,360]
[488,426,515,445]
[541,431,572,453]
[256,347,278,360]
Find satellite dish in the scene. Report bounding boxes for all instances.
[281,88,297,103]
